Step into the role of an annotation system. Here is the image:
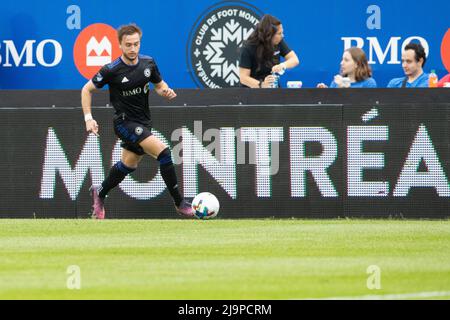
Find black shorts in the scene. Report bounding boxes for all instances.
[113,113,153,156]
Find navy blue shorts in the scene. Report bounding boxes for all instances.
[113,114,152,156]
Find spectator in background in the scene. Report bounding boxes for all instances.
[239,14,299,88]
[387,42,429,88]
[317,47,376,88]
[438,73,450,87]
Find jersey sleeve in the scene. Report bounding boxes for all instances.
[239,45,253,69]
[149,60,163,84]
[280,39,292,57]
[91,65,112,89]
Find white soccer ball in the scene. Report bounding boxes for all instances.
[192,192,220,220]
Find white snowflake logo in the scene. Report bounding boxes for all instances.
[202,19,254,86]
[188,4,261,88]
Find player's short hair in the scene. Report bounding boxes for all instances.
[117,24,142,43]
[404,42,427,67]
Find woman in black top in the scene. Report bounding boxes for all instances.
[239,14,299,88]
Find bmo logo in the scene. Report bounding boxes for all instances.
[0,39,63,67]
[342,36,429,65]
[441,29,450,72]
[73,23,121,79]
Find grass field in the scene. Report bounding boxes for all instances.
[0,219,449,300]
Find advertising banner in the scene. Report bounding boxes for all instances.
[1,102,448,218]
[1,0,449,89]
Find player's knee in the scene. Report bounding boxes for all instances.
[116,161,136,175]
[157,147,173,166]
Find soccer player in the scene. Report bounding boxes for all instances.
[387,42,429,88]
[81,24,194,219]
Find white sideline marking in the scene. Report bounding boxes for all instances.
[302,291,450,300]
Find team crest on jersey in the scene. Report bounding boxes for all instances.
[187,1,262,88]
[135,127,143,136]
[95,73,103,82]
[144,68,151,78]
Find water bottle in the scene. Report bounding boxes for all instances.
[429,70,438,88]
[270,64,286,88]
[270,72,280,88]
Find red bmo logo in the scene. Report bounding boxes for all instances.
[442,29,450,73]
[73,23,121,79]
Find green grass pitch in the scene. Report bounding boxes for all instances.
[0,219,449,300]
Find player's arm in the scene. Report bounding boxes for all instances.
[154,80,177,100]
[81,80,100,136]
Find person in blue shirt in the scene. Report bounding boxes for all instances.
[317,47,377,88]
[387,42,429,88]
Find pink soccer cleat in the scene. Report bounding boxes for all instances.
[90,185,105,220]
[175,199,195,218]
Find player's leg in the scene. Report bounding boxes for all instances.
[98,149,143,199]
[139,135,194,217]
[91,148,143,219]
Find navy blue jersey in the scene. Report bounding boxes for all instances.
[92,55,162,125]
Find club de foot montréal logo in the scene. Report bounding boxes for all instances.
[187,1,262,88]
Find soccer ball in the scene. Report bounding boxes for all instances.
[192,192,220,220]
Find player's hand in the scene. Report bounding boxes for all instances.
[86,119,99,136]
[161,88,177,100]
[317,83,328,88]
[272,63,286,74]
[262,75,276,88]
